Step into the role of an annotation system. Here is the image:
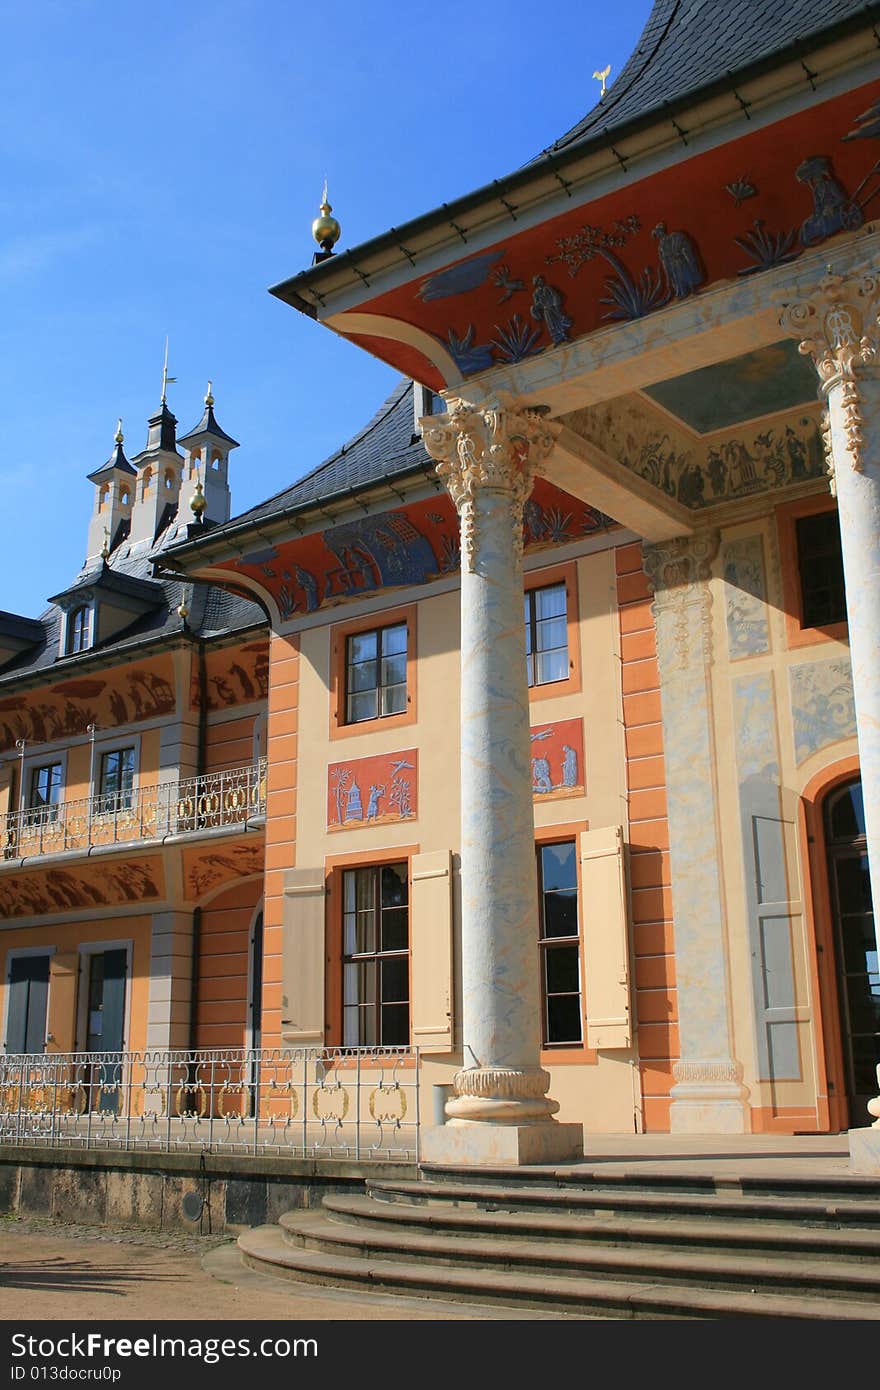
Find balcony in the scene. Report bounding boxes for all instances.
[2,758,267,861]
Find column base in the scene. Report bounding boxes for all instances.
[420,1119,583,1167]
[669,1061,750,1134]
[848,1125,880,1174]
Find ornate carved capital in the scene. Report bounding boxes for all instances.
[421,398,558,570]
[643,531,720,672]
[453,1066,551,1100]
[779,269,880,476]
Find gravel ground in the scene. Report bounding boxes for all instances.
[0,1215,555,1322]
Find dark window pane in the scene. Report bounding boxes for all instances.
[836,855,872,914]
[829,783,866,841]
[381,864,408,908]
[348,632,377,664]
[381,1003,409,1046]
[347,689,378,723]
[381,908,408,953]
[381,683,406,716]
[543,891,578,939]
[381,957,408,1004]
[381,624,407,657]
[852,1035,880,1095]
[381,654,407,688]
[546,995,582,1045]
[348,659,378,692]
[546,944,580,994]
[796,511,847,628]
[840,914,878,974]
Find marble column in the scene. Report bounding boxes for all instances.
[419,397,582,1165]
[780,269,880,1158]
[643,534,750,1133]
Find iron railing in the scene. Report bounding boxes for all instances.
[0,1047,419,1161]
[2,759,268,859]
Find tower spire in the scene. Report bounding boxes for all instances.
[161,337,177,404]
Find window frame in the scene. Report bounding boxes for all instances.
[96,743,138,814]
[27,760,64,824]
[523,561,581,702]
[534,820,595,1065]
[536,837,584,1050]
[340,859,411,1048]
[329,604,417,741]
[67,605,92,656]
[777,494,848,649]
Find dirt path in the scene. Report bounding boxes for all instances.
[0,1216,556,1321]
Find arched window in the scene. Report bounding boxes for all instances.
[189,451,201,479]
[99,484,110,510]
[68,606,91,654]
[164,468,176,491]
[211,453,222,471]
[141,467,152,500]
[120,487,130,507]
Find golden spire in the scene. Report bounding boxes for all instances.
[101,526,110,560]
[593,64,611,97]
[205,380,214,407]
[114,418,124,444]
[312,179,341,254]
[161,336,177,404]
[190,476,207,521]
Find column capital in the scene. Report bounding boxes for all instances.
[421,397,558,569]
[778,267,880,390]
[643,531,720,673]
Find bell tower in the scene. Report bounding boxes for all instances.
[128,348,184,547]
[86,421,136,562]
[177,382,237,526]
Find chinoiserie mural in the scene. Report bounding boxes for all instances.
[530,719,585,800]
[327,750,418,831]
[183,839,265,900]
[565,395,824,510]
[0,857,163,919]
[190,639,269,711]
[789,658,857,765]
[221,483,611,621]
[342,80,880,389]
[0,656,177,754]
[722,536,770,659]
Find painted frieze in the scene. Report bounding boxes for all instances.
[530,719,585,800]
[183,839,265,900]
[0,857,163,919]
[789,657,856,765]
[0,655,176,755]
[722,536,770,659]
[222,482,611,622]
[346,81,880,389]
[190,639,269,711]
[327,749,418,831]
[732,674,780,781]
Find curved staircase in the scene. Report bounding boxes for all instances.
[238,1160,880,1319]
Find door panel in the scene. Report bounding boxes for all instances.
[6,956,50,1054]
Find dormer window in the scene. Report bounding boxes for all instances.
[68,606,91,654]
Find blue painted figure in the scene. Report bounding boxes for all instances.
[530,276,572,345]
[562,745,578,788]
[366,784,385,821]
[345,781,364,821]
[532,756,552,794]
[294,565,320,613]
[796,157,862,247]
[652,223,705,298]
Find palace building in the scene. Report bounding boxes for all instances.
[3,0,880,1166]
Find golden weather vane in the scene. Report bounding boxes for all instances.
[593,64,611,98]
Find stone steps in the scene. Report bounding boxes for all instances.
[237,1166,880,1319]
[238,1219,880,1320]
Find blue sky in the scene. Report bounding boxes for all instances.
[1,0,650,617]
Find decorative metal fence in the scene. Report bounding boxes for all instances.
[2,759,268,859]
[0,1048,418,1161]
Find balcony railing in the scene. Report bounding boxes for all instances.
[0,1048,419,1161]
[3,758,268,859]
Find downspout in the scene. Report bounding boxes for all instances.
[188,639,208,1052]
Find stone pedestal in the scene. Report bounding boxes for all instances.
[848,1126,880,1174]
[421,399,583,1166]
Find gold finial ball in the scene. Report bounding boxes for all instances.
[312,186,341,252]
[177,601,190,620]
[205,380,214,407]
[114,418,124,444]
[190,479,207,518]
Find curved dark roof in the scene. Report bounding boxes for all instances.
[543,0,880,158]
[86,438,137,483]
[178,401,240,449]
[181,379,432,546]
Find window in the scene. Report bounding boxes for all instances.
[28,762,63,823]
[796,510,847,628]
[537,841,583,1046]
[99,747,135,811]
[342,862,409,1046]
[345,622,407,724]
[525,582,568,687]
[68,606,91,655]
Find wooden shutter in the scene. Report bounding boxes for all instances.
[47,952,79,1053]
[410,850,454,1053]
[281,867,326,1046]
[580,826,631,1049]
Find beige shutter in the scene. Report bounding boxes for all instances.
[580,826,631,1049]
[281,867,326,1046]
[47,952,78,1053]
[410,850,454,1053]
